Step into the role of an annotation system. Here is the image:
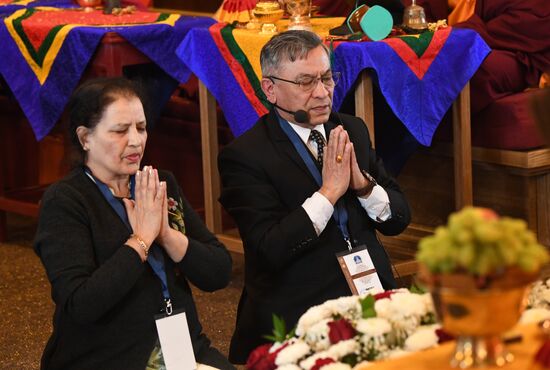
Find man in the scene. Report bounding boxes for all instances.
[218,30,411,364]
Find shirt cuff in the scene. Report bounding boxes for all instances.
[357,184,392,222]
[302,191,334,235]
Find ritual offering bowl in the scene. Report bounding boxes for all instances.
[285,0,313,31]
[420,266,538,368]
[252,1,284,34]
[402,0,427,32]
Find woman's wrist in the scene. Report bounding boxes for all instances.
[158,228,189,262]
[126,234,150,262]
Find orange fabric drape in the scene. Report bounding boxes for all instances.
[447,0,475,25]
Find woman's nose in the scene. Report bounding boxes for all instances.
[128,126,141,145]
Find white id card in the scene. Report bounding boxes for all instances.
[155,310,196,370]
[336,245,383,295]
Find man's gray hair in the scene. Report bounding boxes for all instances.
[260,30,331,77]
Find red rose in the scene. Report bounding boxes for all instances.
[246,342,288,370]
[311,357,336,370]
[246,344,276,370]
[374,290,395,300]
[435,328,454,344]
[328,318,356,344]
[535,340,550,367]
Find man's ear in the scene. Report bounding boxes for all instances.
[261,78,276,104]
[76,126,89,151]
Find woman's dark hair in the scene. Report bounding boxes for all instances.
[66,77,147,167]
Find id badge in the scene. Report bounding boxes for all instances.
[155,309,197,370]
[336,245,383,295]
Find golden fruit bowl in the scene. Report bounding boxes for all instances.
[253,1,284,33]
[253,8,284,24]
[421,266,537,368]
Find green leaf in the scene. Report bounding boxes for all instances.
[360,295,377,318]
[262,334,278,342]
[409,283,426,294]
[265,314,294,343]
[286,327,296,340]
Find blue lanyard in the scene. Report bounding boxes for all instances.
[84,168,171,302]
[276,116,352,245]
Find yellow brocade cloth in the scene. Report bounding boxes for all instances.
[232,17,345,81]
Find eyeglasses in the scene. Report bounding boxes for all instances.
[267,71,341,92]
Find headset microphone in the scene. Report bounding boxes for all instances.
[273,104,309,124]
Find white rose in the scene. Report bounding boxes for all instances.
[275,340,311,366]
[321,362,352,370]
[404,328,438,351]
[296,304,333,336]
[355,318,392,337]
[325,296,362,320]
[303,318,331,351]
[300,352,334,370]
[327,339,360,359]
[389,292,427,318]
[278,365,302,370]
[520,308,550,324]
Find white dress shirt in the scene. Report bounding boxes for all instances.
[287,121,392,236]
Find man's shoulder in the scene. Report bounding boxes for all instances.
[221,116,271,154]
[331,112,369,137]
[332,112,365,126]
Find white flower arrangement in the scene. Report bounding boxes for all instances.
[521,278,550,324]
[247,289,440,370]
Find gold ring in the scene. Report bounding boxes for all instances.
[336,154,343,163]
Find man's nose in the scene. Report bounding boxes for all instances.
[311,78,330,98]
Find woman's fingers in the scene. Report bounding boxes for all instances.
[157,181,165,201]
[122,198,135,213]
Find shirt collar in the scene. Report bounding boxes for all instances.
[287,121,326,144]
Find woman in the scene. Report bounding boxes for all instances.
[34,77,234,370]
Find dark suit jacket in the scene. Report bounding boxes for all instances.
[218,110,411,364]
[34,168,232,370]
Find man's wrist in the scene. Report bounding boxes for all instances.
[319,187,339,205]
[355,170,377,197]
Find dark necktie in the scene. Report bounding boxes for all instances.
[309,129,325,167]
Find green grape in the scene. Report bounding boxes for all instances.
[456,242,475,267]
[416,206,550,276]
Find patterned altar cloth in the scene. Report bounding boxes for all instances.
[0,0,75,16]
[177,20,490,145]
[0,7,214,139]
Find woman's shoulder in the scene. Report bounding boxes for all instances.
[42,168,93,202]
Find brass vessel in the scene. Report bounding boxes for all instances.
[421,266,537,368]
[252,1,284,34]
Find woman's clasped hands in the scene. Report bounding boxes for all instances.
[122,166,164,261]
[123,166,189,263]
